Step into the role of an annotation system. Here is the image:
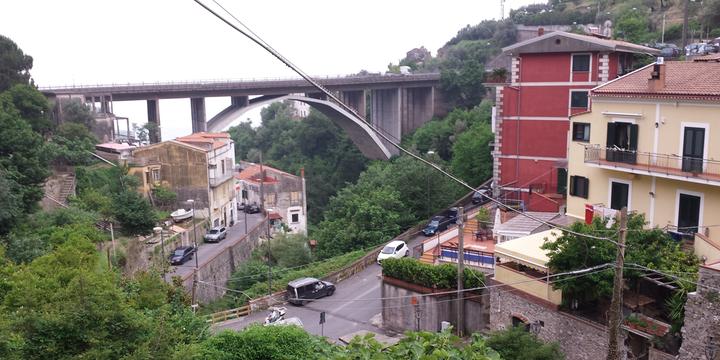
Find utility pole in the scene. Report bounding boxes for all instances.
[456,206,465,337]
[188,199,199,308]
[681,0,690,51]
[606,207,628,360]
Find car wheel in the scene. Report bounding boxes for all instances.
[327,289,335,297]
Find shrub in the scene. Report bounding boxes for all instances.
[382,257,485,290]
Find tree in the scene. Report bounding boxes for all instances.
[0,171,24,235]
[59,99,95,129]
[46,122,98,165]
[450,121,494,187]
[3,84,51,135]
[486,326,564,360]
[265,232,313,268]
[0,35,33,92]
[113,189,157,236]
[0,93,50,215]
[440,54,486,109]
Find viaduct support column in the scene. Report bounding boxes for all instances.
[147,99,161,143]
[231,96,249,107]
[401,87,435,134]
[191,97,207,133]
[340,90,367,119]
[370,88,401,147]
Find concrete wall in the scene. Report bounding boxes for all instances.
[678,265,720,360]
[180,217,268,304]
[494,265,562,305]
[381,276,489,335]
[489,286,614,360]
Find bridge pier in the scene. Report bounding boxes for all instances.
[340,90,367,119]
[371,88,402,146]
[401,87,435,134]
[147,99,161,143]
[191,97,207,133]
[231,96,249,107]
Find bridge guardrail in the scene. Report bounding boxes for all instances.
[205,305,251,324]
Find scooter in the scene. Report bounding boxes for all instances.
[264,306,287,325]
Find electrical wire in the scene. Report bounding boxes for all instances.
[624,263,720,292]
[191,0,622,248]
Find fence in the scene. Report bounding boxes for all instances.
[205,305,251,324]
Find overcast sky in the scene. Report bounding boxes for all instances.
[1,0,541,139]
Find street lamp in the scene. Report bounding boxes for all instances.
[187,199,199,306]
[153,226,166,279]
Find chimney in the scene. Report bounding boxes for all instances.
[538,27,545,37]
[648,59,666,92]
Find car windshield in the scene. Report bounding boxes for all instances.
[428,220,439,227]
[381,245,395,254]
[174,249,186,256]
[209,229,219,234]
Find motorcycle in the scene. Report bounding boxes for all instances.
[264,306,287,325]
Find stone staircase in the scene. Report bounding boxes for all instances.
[57,173,76,204]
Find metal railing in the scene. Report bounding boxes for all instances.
[584,145,720,181]
[439,246,495,269]
[205,305,251,324]
[209,171,235,188]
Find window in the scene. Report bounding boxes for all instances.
[678,192,701,233]
[265,193,276,206]
[151,168,160,182]
[570,91,589,108]
[572,123,591,142]
[290,191,301,204]
[291,213,299,224]
[241,189,248,200]
[569,176,589,199]
[221,159,226,175]
[606,122,638,164]
[556,168,568,194]
[610,181,630,210]
[572,54,591,72]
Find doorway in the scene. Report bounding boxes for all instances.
[610,181,630,211]
[682,127,705,173]
[606,122,638,164]
[677,193,701,234]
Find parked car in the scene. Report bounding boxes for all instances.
[237,202,245,211]
[286,277,335,305]
[245,203,261,214]
[169,246,196,265]
[204,226,227,243]
[377,240,409,264]
[472,186,492,205]
[444,207,459,223]
[422,216,450,236]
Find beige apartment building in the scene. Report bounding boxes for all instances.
[567,59,720,263]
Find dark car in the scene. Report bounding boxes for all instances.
[204,226,227,243]
[444,207,459,223]
[245,203,261,214]
[422,216,450,236]
[472,187,491,205]
[237,203,245,211]
[169,246,196,265]
[286,277,335,305]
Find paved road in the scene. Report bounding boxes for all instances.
[167,212,265,280]
[215,263,388,342]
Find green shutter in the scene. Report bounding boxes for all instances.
[557,168,568,195]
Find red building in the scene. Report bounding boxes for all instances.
[490,30,658,212]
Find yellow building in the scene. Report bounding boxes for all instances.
[567,60,720,263]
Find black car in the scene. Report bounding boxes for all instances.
[472,187,491,205]
[286,277,335,305]
[169,246,196,265]
[237,203,245,211]
[444,207,459,223]
[245,203,261,214]
[422,216,450,236]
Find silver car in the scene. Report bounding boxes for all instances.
[204,226,227,242]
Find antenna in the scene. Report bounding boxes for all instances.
[500,0,506,20]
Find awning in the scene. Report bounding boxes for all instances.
[494,229,561,272]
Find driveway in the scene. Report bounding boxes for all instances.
[167,212,264,280]
[214,263,388,342]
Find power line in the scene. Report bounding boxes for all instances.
[624,263,720,292]
[191,0,621,248]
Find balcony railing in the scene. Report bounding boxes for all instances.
[209,172,234,187]
[584,145,720,184]
[439,246,495,269]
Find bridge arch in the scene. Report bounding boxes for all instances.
[207,94,396,160]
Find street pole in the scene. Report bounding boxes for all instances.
[681,0,689,51]
[606,207,628,360]
[154,226,166,280]
[456,206,465,337]
[244,207,248,235]
[188,199,199,307]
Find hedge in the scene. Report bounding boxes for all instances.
[382,257,485,290]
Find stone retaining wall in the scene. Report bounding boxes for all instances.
[678,265,720,360]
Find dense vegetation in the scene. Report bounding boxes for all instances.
[178,324,562,360]
[382,257,486,290]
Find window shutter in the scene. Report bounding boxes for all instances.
[606,123,617,162]
[629,124,639,151]
[569,175,576,196]
[581,177,589,199]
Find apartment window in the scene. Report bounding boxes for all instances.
[570,91,589,108]
[265,193,276,206]
[606,122,638,164]
[290,191,301,204]
[572,54,591,72]
[569,176,589,199]
[677,192,702,234]
[241,189,248,200]
[572,123,591,142]
[291,213,299,224]
[221,159,226,175]
[609,181,630,211]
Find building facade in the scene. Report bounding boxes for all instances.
[567,60,720,264]
[129,132,237,228]
[491,30,658,212]
[236,161,307,235]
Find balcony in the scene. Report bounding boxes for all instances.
[584,145,720,186]
[208,171,234,188]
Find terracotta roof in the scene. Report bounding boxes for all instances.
[502,31,660,55]
[693,53,720,62]
[592,61,720,101]
[268,212,282,220]
[235,164,298,183]
[175,132,231,151]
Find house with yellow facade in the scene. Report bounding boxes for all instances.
[567,59,720,264]
[128,132,237,228]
